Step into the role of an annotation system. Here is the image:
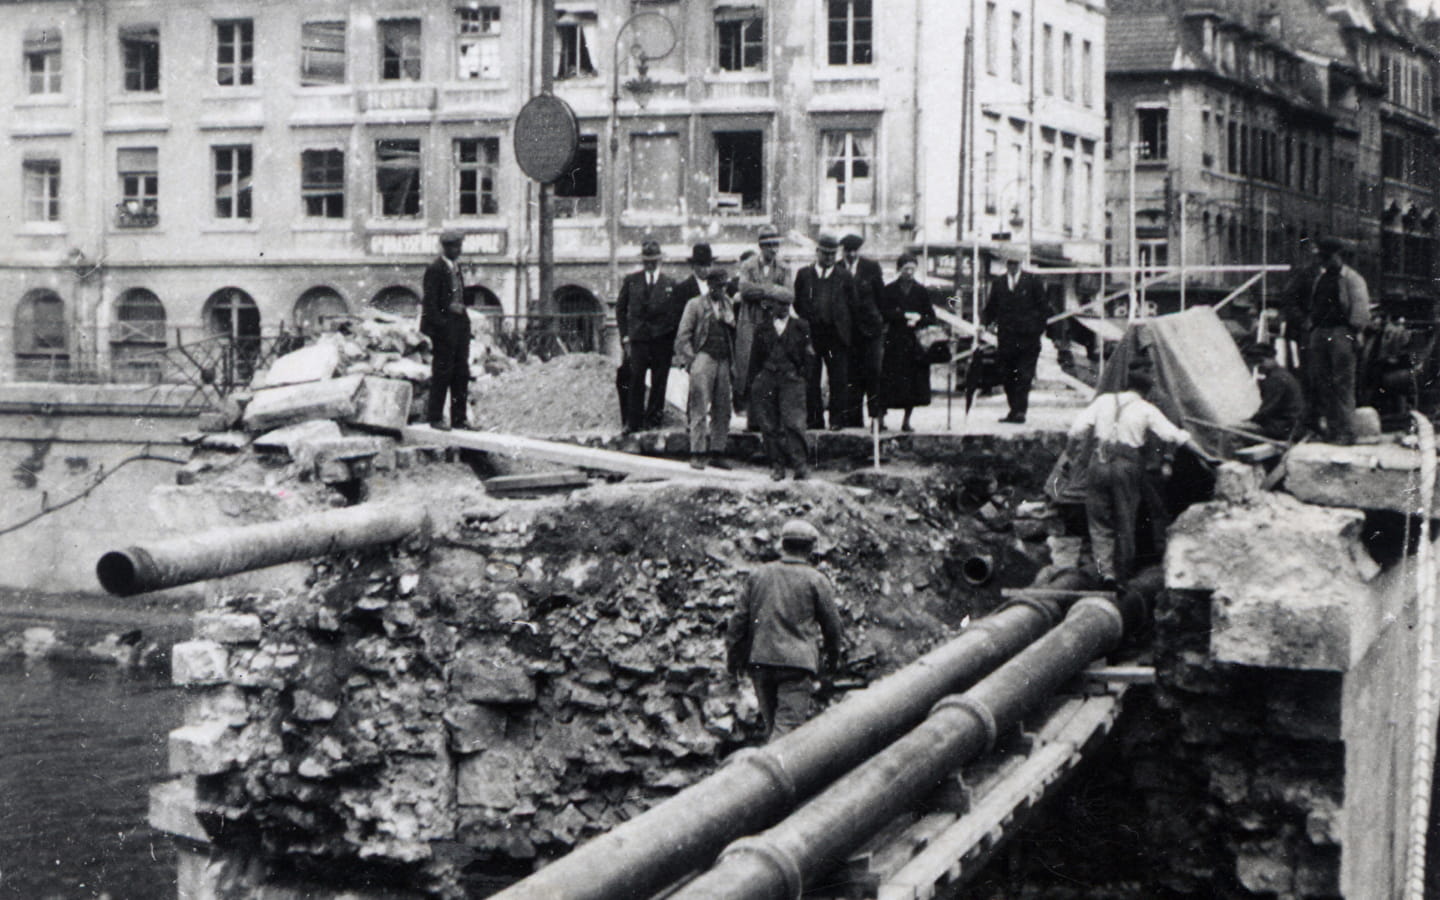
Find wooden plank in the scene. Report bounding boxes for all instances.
[483,471,590,493]
[399,426,762,484]
[1082,665,1156,685]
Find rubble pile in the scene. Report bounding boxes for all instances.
[167,467,1061,896]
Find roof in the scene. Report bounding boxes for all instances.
[1108,12,1181,71]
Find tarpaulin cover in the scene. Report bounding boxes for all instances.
[1046,306,1259,503]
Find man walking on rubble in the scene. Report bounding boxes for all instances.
[420,231,472,431]
[1306,236,1371,445]
[727,518,844,741]
[1060,365,1218,589]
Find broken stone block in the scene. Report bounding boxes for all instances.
[194,612,263,645]
[1284,442,1437,515]
[198,432,250,453]
[348,377,413,432]
[255,340,342,389]
[148,777,209,843]
[452,642,537,703]
[1212,461,1263,504]
[456,747,523,807]
[169,721,238,775]
[292,690,339,722]
[243,375,364,432]
[172,640,229,686]
[445,703,509,753]
[185,685,250,728]
[253,420,343,460]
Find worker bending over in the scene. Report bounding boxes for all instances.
[1062,366,1218,589]
[726,519,844,740]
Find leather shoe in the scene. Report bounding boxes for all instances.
[451,421,469,431]
[792,468,809,481]
[708,456,732,470]
[770,467,786,482]
[689,456,706,470]
[901,423,915,433]
[1000,413,1026,424]
[429,421,451,431]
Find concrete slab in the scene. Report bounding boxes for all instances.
[254,420,344,457]
[253,340,341,389]
[242,375,363,433]
[1284,441,1434,515]
[350,376,413,432]
[1166,492,1380,671]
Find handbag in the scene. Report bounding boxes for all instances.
[915,324,949,350]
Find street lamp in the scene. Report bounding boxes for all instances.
[607,12,677,303]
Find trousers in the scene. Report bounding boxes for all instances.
[687,352,733,455]
[748,664,815,741]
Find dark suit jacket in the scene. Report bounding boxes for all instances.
[617,270,680,343]
[845,257,886,340]
[749,315,814,384]
[673,274,707,310]
[983,271,1049,341]
[421,256,470,338]
[794,265,857,347]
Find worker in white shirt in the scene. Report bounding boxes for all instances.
[1061,365,1219,588]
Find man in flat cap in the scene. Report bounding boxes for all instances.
[420,231,472,431]
[616,238,679,433]
[839,233,887,429]
[735,225,793,423]
[1241,342,1305,442]
[1306,236,1371,444]
[794,232,856,430]
[983,247,1050,424]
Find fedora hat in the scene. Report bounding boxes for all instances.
[640,239,663,260]
[758,224,782,245]
[688,243,714,266]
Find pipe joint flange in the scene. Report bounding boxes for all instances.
[1072,595,1126,642]
[997,595,1061,628]
[720,837,804,900]
[728,748,799,807]
[929,694,998,753]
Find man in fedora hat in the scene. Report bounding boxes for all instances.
[1307,236,1371,444]
[794,232,856,430]
[617,238,679,433]
[838,233,886,429]
[735,225,792,422]
[983,246,1050,424]
[672,243,715,321]
[420,230,472,431]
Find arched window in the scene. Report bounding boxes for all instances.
[554,284,602,352]
[15,289,68,379]
[464,284,502,311]
[203,287,262,383]
[293,286,349,334]
[112,288,167,381]
[371,285,420,318]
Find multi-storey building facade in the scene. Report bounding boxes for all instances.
[8,0,1066,382]
[914,0,1108,305]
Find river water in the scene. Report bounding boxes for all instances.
[0,656,182,899]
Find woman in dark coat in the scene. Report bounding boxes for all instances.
[877,254,936,431]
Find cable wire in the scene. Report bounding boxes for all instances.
[0,451,187,538]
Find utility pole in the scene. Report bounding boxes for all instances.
[537,0,556,324]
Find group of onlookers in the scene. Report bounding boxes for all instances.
[616,227,941,480]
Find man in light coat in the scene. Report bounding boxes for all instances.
[735,225,792,421]
[674,269,737,469]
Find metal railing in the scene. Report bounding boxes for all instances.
[478,312,607,361]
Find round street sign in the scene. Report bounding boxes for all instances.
[513,94,580,184]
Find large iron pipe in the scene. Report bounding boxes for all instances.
[672,595,1126,900]
[493,589,1073,900]
[96,503,430,597]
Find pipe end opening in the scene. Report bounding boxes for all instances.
[96,551,140,597]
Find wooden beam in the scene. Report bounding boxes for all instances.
[483,471,591,494]
[400,426,762,484]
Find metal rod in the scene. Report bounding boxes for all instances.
[491,595,1066,900]
[671,595,1126,900]
[96,503,430,596]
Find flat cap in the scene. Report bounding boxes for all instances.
[840,233,864,251]
[758,224,782,244]
[816,232,840,252]
[1317,236,1345,255]
[439,230,465,245]
[780,519,821,545]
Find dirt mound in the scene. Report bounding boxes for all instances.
[190,465,1058,894]
[467,352,680,435]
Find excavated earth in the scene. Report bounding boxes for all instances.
[182,455,1062,896]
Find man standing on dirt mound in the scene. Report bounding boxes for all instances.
[726,519,844,741]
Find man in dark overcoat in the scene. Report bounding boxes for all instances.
[983,249,1050,424]
[839,233,886,429]
[616,238,680,432]
[420,230,471,430]
[793,233,856,431]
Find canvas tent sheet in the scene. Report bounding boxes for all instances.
[1048,306,1259,503]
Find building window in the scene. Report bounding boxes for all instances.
[1136,107,1168,160]
[554,134,599,217]
[457,6,501,80]
[715,131,764,213]
[1042,24,1053,95]
[1041,149,1053,225]
[112,289,166,379]
[556,12,596,79]
[117,148,158,227]
[455,137,499,216]
[1081,39,1092,106]
[983,127,998,214]
[213,146,252,220]
[1011,13,1023,85]
[23,160,61,222]
[376,139,421,217]
[293,287,348,335]
[1062,156,1074,235]
[1062,32,1073,101]
[121,25,160,92]
[379,19,421,81]
[300,21,346,85]
[301,149,345,218]
[628,133,682,213]
[827,0,872,66]
[215,19,254,86]
[716,8,764,72]
[372,286,420,317]
[25,28,62,95]
[1083,157,1094,238]
[15,290,67,376]
[984,3,997,76]
[822,129,874,215]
